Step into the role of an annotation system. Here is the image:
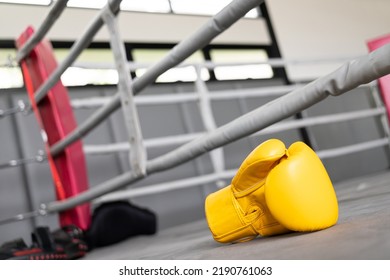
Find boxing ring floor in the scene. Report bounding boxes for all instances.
[83,170,390,260]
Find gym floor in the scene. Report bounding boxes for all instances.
[83,171,390,260]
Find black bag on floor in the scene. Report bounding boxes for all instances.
[85,201,157,249]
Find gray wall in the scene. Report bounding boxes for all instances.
[0,79,389,245]
[266,0,390,81]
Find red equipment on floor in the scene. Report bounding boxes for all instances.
[16,26,90,230]
[367,33,390,122]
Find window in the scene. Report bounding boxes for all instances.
[55,48,118,86]
[210,48,273,80]
[120,0,171,13]
[0,46,275,89]
[132,49,209,82]
[170,0,260,18]
[66,0,106,9]
[0,0,50,5]
[1,0,261,18]
[0,49,23,89]
[66,0,260,18]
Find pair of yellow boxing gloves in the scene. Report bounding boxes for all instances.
[205,139,338,243]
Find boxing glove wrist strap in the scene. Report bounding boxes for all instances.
[205,186,259,243]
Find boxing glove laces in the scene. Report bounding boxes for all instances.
[205,139,338,243]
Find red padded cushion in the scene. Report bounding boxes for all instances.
[367,34,390,122]
[16,26,90,230]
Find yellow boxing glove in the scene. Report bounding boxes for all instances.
[205,139,338,243]
[265,141,338,232]
[205,139,290,243]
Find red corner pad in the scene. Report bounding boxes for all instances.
[367,34,390,123]
[15,26,90,230]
